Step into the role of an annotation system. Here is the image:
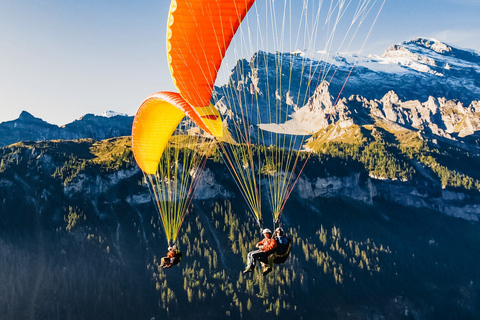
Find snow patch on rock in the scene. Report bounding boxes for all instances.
[126,193,152,205]
[194,168,234,200]
[296,173,376,205]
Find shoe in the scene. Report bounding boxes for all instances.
[243,267,253,274]
[262,267,272,276]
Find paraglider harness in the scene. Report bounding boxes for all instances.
[171,250,182,266]
[272,238,292,264]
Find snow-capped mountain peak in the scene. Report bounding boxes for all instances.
[407,38,452,54]
[101,110,129,118]
[338,37,480,80]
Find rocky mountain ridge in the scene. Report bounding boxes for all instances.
[260,81,480,142]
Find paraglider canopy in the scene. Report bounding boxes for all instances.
[132,92,218,244]
[166,0,256,138]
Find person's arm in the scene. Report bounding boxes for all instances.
[256,239,265,249]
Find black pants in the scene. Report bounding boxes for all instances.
[246,250,270,268]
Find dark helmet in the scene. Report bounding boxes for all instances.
[275,227,284,234]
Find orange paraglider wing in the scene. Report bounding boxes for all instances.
[132,91,211,174]
[166,0,256,137]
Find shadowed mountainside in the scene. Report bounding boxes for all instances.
[1,137,480,319]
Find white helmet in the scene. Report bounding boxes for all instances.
[262,228,272,234]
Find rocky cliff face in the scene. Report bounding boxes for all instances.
[271,83,480,142]
[295,171,480,221]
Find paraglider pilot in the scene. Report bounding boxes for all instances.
[274,227,288,247]
[160,245,182,268]
[243,228,277,274]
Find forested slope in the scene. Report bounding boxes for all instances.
[1,137,480,319]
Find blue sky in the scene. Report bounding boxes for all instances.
[1,0,479,125]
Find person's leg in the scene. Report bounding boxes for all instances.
[254,251,273,275]
[249,250,263,266]
[252,251,271,266]
[244,250,261,272]
[160,257,166,267]
[267,253,276,269]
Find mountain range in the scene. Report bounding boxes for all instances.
[2,37,479,219]
[2,37,479,147]
[1,38,480,319]
[0,111,133,147]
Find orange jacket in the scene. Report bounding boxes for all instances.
[257,237,277,252]
[167,250,176,258]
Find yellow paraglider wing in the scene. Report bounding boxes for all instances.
[166,0,256,138]
[132,91,213,243]
[132,92,193,174]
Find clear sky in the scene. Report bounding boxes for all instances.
[1,0,479,126]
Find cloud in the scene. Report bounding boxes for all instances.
[432,29,480,51]
[446,0,480,6]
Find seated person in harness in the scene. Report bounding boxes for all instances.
[261,227,292,276]
[160,245,182,268]
[243,228,277,274]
